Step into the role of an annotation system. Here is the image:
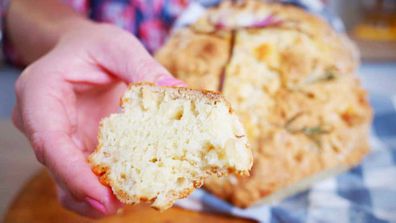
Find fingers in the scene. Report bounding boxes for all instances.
[15,65,122,216]
[56,185,123,218]
[34,131,122,215]
[56,185,107,218]
[92,25,185,87]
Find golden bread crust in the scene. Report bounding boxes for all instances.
[155,0,372,208]
[155,29,232,91]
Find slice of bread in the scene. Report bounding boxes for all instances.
[88,83,252,211]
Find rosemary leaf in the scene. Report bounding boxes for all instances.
[319,70,337,82]
[284,112,303,129]
[301,126,329,136]
[286,125,330,149]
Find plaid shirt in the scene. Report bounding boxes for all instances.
[64,0,190,52]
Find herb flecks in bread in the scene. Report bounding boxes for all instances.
[89,83,252,211]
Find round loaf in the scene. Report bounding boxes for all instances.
[155,0,372,207]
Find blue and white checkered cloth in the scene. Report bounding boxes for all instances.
[176,93,396,222]
[174,2,396,222]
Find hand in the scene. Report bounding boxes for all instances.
[12,21,184,218]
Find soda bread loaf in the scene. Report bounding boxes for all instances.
[88,83,252,210]
[155,0,372,207]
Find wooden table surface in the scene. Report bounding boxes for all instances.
[4,170,253,223]
[0,119,253,222]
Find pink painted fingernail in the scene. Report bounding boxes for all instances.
[157,76,175,86]
[86,197,107,214]
[157,76,186,87]
[175,80,188,87]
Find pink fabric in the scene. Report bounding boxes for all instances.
[64,0,189,52]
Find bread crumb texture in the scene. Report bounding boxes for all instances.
[89,83,252,210]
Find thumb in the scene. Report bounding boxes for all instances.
[93,28,186,87]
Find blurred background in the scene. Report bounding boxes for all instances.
[332,0,396,61]
[0,0,395,220]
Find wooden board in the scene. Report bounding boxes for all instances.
[4,170,254,223]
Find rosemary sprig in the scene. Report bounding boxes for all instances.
[300,126,330,136]
[287,69,338,92]
[317,69,337,82]
[284,112,304,130]
[284,114,330,148]
[295,126,329,148]
[303,69,337,85]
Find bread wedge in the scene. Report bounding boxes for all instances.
[88,83,252,210]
